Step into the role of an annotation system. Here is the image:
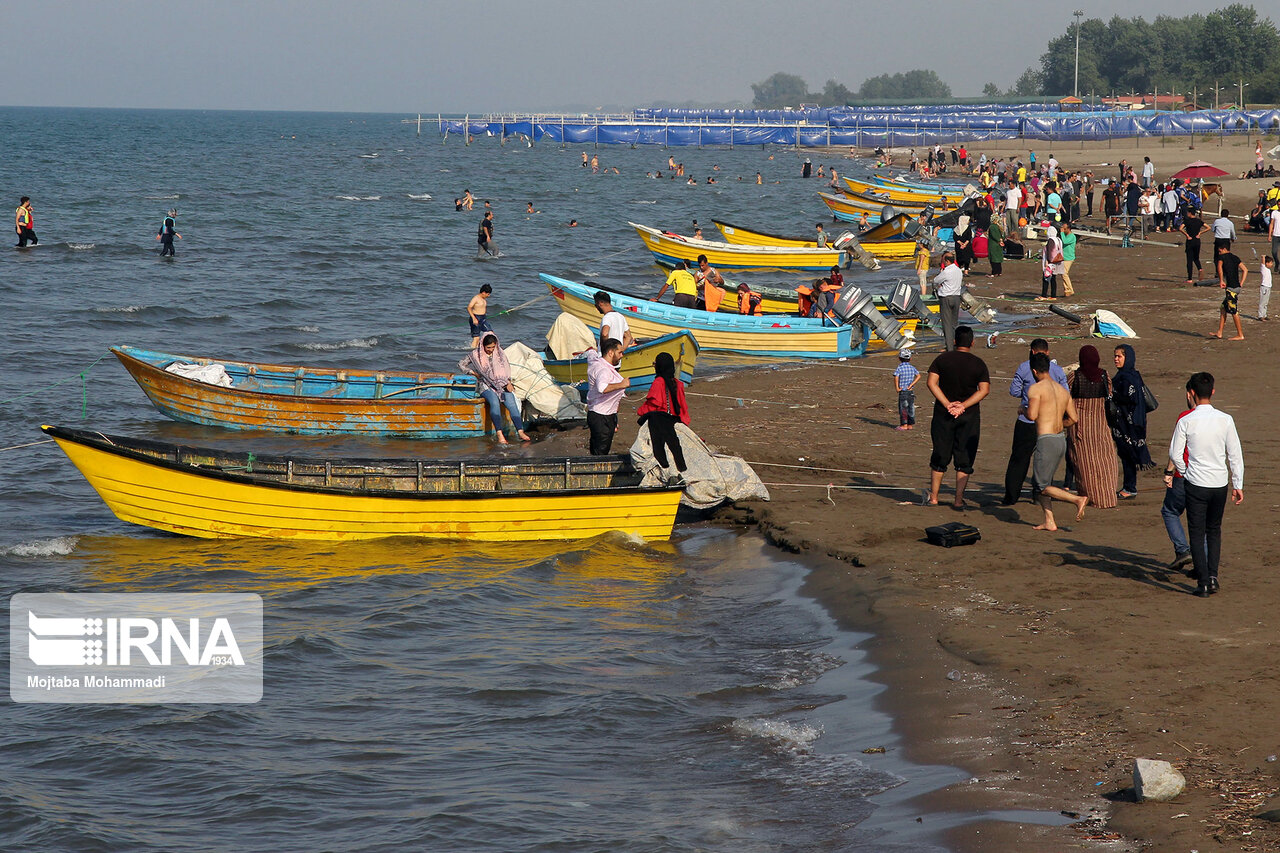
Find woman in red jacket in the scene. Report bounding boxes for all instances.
[637,352,689,474]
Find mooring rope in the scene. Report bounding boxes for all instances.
[0,354,111,419]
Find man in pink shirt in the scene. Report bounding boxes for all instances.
[585,338,629,454]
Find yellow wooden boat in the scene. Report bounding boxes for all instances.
[631,222,845,272]
[542,331,698,389]
[711,220,916,260]
[843,176,965,204]
[42,425,684,542]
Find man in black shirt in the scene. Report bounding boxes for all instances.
[477,211,498,257]
[1213,245,1247,340]
[926,325,991,508]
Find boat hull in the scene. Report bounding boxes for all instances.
[844,176,961,203]
[711,220,915,260]
[542,274,867,359]
[543,331,698,389]
[43,426,682,542]
[113,346,489,438]
[631,222,845,272]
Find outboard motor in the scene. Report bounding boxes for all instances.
[832,231,881,271]
[833,285,911,350]
[890,277,942,333]
[962,183,979,198]
[960,290,998,324]
[902,219,922,239]
[880,204,897,222]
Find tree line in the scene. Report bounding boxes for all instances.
[1002,4,1279,104]
[751,70,951,108]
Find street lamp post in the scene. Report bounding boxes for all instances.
[1239,79,1249,111]
[1073,10,1085,99]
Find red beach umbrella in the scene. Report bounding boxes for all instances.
[1169,161,1230,181]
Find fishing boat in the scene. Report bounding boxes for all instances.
[542,274,868,359]
[112,346,490,438]
[843,176,967,204]
[712,219,916,260]
[542,331,698,389]
[42,425,684,542]
[630,222,846,272]
[873,174,969,193]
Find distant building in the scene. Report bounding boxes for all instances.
[1100,94,1186,111]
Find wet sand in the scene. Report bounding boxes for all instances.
[552,137,1280,850]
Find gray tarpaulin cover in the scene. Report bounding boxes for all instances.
[504,342,586,421]
[629,422,770,509]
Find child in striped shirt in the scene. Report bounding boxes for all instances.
[894,349,920,430]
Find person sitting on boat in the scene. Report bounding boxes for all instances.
[637,352,690,480]
[458,333,530,445]
[593,290,635,350]
[829,265,844,292]
[693,254,726,311]
[736,283,763,316]
[654,261,698,309]
[815,223,829,249]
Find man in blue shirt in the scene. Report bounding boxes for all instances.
[1002,338,1069,504]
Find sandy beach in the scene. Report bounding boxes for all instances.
[546,136,1280,851]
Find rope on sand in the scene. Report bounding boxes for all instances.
[760,480,925,505]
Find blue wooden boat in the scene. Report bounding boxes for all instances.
[112,345,490,438]
[542,274,868,360]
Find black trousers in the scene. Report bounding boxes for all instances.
[16,227,36,247]
[1003,418,1038,503]
[160,237,175,256]
[1185,482,1229,588]
[646,413,687,471]
[1185,239,1201,279]
[587,411,617,455]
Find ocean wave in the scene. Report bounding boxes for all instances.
[65,242,96,251]
[4,535,79,558]
[145,194,180,200]
[295,325,320,333]
[407,193,432,200]
[358,153,380,159]
[92,305,146,313]
[631,200,658,204]
[760,650,846,690]
[730,717,823,752]
[335,195,382,201]
[298,336,379,351]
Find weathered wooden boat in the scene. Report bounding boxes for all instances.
[631,222,846,272]
[542,331,698,389]
[42,425,684,542]
[873,173,969,193]
[712,219,917,260]
[112,345,489,438]
[542,274,868,359]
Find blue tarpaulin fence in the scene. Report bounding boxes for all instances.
[436,109,1280,147]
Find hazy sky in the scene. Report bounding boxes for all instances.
[2,0,1268,113]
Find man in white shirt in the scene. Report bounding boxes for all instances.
[585,338,629,454]
[1046,154,1058,179]
[593,290,634,350]
[932,251,967,351]
[1212,210,1236,253]
[1169,372,1244,597]
[1005,184,1022,233]
[1141,156,1155,188]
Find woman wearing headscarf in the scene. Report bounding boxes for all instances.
[459,332,530,444]
[986,215,1004,278]
[636,352,690,475]
[1111,343,1154,498]
[1067,345,1118,508]
[1037,226,1064,300]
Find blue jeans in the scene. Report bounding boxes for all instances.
[481,388,524,433]
[1161,477,1189,556]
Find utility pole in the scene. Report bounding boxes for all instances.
[1212,80,1222,110]
[1073,10,1085,99]
[1239,79,1249,111]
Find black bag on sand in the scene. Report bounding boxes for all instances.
[925,522,981,547]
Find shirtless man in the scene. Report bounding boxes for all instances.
[1025,352,1088,530]
[467,283,493,347]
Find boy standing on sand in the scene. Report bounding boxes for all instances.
[467,283,493,347]
[1025,352,1089,530]
[1259,255,1274,321]
[1212,244,1246,340]
[893,349,919,431]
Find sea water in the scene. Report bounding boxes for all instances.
[0,108,987,851]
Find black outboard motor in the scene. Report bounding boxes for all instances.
[832,231,881,271]
[833,285,912,349]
